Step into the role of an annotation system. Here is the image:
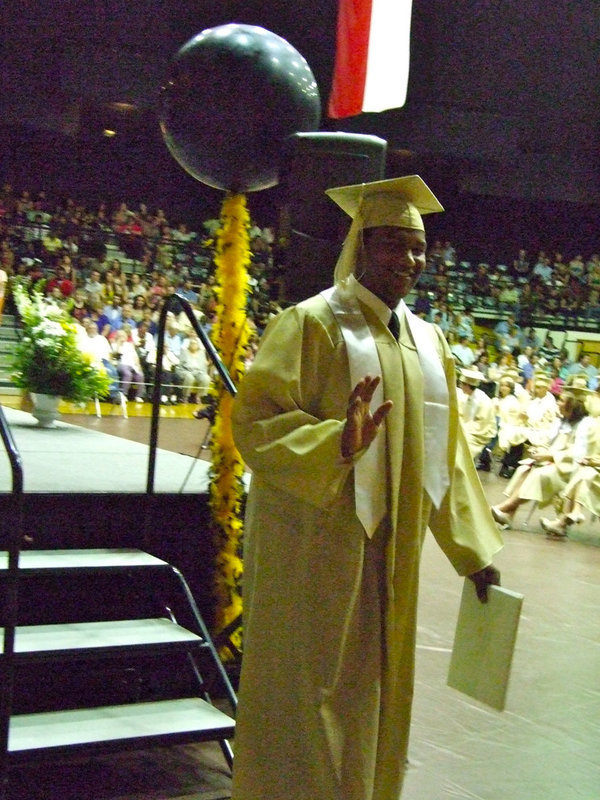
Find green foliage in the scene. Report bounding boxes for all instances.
[11,283,112,403]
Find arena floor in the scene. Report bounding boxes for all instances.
[1,400,598,799]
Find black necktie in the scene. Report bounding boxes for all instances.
[388,310,400,341]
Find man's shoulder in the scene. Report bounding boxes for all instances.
[261,294,338,339]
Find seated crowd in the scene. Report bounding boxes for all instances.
[0,184,281,406]
[1,184,599,426]
[418,242,600,322]
[455,346,600,539]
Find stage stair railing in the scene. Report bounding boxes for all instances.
[0,327,238,797]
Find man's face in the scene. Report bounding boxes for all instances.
[361,226,427,308]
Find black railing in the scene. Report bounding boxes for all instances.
[146,294,236,494]
[0,405,24,797]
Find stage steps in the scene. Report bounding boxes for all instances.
[9,698,233,760]
[0,547,236,778]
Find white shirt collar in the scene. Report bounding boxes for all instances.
[350,275,403,328]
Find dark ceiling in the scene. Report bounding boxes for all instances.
[1,0,598,218]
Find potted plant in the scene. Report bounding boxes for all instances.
[11,282,111,426]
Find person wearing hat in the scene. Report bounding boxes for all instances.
[522,374,560,448]
[457,367,497,470]
[495,375,529,478]
[540,411,600,538]
[230,176,502,800]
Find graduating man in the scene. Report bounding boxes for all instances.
[231,176,503,800]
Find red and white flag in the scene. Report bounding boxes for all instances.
[328,0,413,119]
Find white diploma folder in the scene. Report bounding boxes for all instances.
[447,580,523,711]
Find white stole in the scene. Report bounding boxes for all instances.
[321,285,450,538]
[321,285,386,538]
[399,300,450,508]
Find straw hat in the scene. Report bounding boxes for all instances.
[564,374,590,391]
[459,367,484,387]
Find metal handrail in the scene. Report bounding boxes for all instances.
[146,294,236,494]
[0,404,25,797]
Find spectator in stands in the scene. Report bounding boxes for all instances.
[46,265,74,298]
[471,263,491,296]
[428,299,449,333]
[175,335,211,403]
[494,313,519,349]
[587,260,600,293]
[586,253,600,275]
[110,329,145,401]
[567,353,598,388]
[69,288,88,324]
[120,301,137,330]
[441,240,456,266]
[568,254,586,282]
[472,335,492,364]
[450,334,476,366]
[413,288,431,318]
[553,251,568,277]
[498,281,520,308]
[178,278,199,306]
[130,295,147,323]
[518,327,540,351]
[141,307,158,337]
[84,298,111,338]
[101,270,118,303]
[502,325,521,354]
[125,272,147,300]
[163,313,183,358]
[512,248,530,278]
[532,255,553,282]
[27,213,50,257]
[131,320,156,386]
[548,363,565,396]
[146,340,182,405]
[84,268,103,301]
[427,239,444,266]
[80,320,120,399]
[103,293,124,333]
[458,307,476,340]
[42,228,63,256]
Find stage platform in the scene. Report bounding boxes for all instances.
[0,406,214,494]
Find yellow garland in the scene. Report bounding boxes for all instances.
[209,193,251,660]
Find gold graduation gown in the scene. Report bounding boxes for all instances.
[230,293,503,800]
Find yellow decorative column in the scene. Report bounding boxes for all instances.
[209,193,251,658]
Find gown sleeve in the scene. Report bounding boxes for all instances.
[232,305,356,508]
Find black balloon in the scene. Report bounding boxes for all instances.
[159,24,321,193]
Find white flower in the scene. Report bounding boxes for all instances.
[32,320,67,338]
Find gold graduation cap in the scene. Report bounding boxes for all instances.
[326,175,444,232]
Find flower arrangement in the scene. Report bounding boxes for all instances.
[11,282,111,402]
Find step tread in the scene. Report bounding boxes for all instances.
[0,617,204,656]
[9,697,235,753]
[0,548,169,572]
